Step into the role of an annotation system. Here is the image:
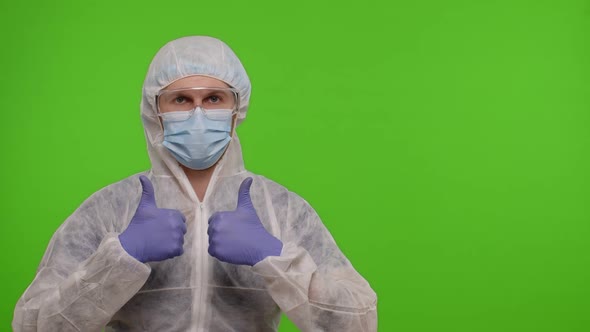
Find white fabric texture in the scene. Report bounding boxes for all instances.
[13,36,377,332]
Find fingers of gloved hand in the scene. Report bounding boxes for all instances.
[206,217,283,266]
[150,243,184,262]
[166,214,187,249]
[146,229,185,262]
[164,209,187,234]
[207,222,213,236]
[207,242,217,258]
[171,241,184,257]
[122,204,186,262]
[208,211,227,225]
[207,238,231,260]
[236,177,254,209]
[207,215,229,237]
[208,212,217,225]
[138,175,157,207]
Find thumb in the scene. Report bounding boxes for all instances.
[139,175,157,207]
[236,177,253,209]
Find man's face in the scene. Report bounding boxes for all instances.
[158,75,238,134]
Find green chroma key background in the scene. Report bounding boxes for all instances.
[1,0,588,331]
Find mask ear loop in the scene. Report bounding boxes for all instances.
[154,94,164,132]
[227,88,239,138]
[230,113,239,139]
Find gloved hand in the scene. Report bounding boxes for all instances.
[208,177,283,266]
[119,175,187,263]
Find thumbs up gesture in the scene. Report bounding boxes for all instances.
[208,177,283,266]
[119,175,187,263]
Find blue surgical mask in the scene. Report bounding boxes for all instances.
[161,107,233,170]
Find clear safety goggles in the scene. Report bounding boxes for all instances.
[155,87,239,121]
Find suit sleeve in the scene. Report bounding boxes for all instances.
[251,192,378,332]
[12,185,151,332]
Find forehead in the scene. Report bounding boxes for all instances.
[164,75,230,90]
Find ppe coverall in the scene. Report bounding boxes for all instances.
[12,36,378,332]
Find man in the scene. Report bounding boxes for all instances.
[13,36,377,331]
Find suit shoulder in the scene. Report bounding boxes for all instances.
[249,173,313,209]
[85,171,148,203]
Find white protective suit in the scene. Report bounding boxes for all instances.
[12,36,378,332]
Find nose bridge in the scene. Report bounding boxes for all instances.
[189,89,208,108]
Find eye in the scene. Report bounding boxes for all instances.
[206,95,221,103]
[174,96,187,104]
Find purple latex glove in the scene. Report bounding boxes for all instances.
[208,177,283,266]
[119,175,187,263]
